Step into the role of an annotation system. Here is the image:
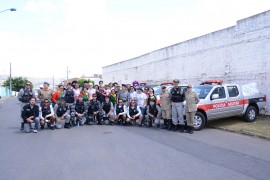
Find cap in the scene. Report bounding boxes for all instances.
[173,79,180,83]
[187,84,192,88]
[162,86,167,89]
[122,84,126,87]
[44,82,49,85]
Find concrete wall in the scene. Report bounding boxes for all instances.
[102,10,270,113]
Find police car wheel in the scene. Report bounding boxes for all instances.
[244,106,257,122]
[194,112,206,131]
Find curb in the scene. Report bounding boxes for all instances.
[207,125,270,141]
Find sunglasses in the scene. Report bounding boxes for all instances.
[131,102,135,104]
[44,101,49,103]
[26,84,31,86]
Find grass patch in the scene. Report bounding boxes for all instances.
[207,115,270,140]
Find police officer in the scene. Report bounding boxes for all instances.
[86,93,103,125]
[18,82,36,130]
[127,100,142,126]
[54,98,70,129]
[114,99,127,125]
[184,84,199,134]
[102,96,114,126]
[64,83,75,106]
[170,79,185,132]
[160,86,172,130]
[39,99,55,130]
[74,96,87,126]
[21,97,40,133]
[146,99,161,128]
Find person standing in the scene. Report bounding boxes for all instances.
[184,84,199,134]
[64,83,75,106]
[110,89,117,106]
[136,88,147,125]
[38,82,54,103]
[73,83,81,101]
[18,82,36,130]
[117,84,129,107]
[87,83,96,100]
[52,85,65,106]
[80,87,90,103]
[170,79,185,132]
[21,98,40,133]
[160,86,172,130]
[129,86,137,105]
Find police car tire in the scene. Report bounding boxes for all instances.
[244,106,257,122]
[194,112,206,131]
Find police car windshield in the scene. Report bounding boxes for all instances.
[193,85,213,99]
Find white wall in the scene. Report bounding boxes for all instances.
[103,10,270,113]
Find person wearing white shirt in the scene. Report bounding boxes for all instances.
[129,86,137,105]
[127,100,143,126]
[136,88,147,125]
[114,99,127,125]
[87,83,96,100]
[39,99,55,130]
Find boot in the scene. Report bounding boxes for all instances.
[179,125,184,133]
[64,123,71,129]
[110,121,114,126]
[189,126,194,134]
[167,119,172,131]
[161,119,168,129]
[172,124,177,131]
[147,120,152,128]
[20,122,24,130]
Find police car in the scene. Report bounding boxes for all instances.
[192,80,266,130]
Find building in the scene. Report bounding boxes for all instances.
[102,10,270,113]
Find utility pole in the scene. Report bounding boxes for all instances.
[9,62,12,96]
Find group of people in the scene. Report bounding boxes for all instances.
[18,79,199,134]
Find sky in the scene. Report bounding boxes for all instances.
[0,0,269,79]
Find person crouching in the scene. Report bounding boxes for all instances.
[146,99,161,128]
[21,98,40,133]
[54,98,71,129]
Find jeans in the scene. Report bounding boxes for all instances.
[24,117,39,133]
[140,107,146,124]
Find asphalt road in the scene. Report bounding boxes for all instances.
[0,98,270,180]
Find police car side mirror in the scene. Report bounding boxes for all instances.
[211,94,219,100]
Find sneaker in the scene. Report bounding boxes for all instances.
[50,126,55,130]
[33,129,37,133]
[40,126,44,130]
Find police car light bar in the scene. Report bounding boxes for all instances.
[200,80,223,85]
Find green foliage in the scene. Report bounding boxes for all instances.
[77,78,95,87]
[2,77,32,92]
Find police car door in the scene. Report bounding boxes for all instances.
[226,85,242,115]
[209,87,230,119]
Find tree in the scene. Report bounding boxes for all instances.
[2,77,32,93]
[77,78,95,87]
